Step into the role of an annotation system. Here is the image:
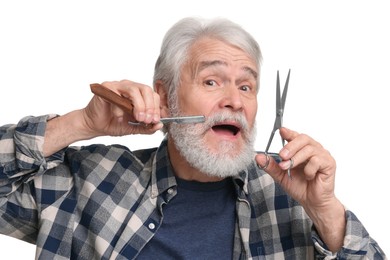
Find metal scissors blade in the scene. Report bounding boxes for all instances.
[265,69,291,153]
[128,115,205,126]
[264,69,292,178]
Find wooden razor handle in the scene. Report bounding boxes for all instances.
[90,83,133,113]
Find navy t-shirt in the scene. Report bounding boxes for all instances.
[137,177,236,259]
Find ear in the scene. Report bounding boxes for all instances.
[154,80,170,118]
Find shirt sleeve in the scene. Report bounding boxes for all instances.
[0,114,65,196]
[0,115,74,244]
[312,210,387,259]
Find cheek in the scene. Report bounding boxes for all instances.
[179,91,213,114]
[245,101,258,125]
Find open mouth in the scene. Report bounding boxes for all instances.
[211,123,241,136]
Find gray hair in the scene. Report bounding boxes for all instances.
[153,17,262,109]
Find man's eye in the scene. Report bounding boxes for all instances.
[240,85,251,92]
[205,80,217,86]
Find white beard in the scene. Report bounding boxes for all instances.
[169,111,256,178]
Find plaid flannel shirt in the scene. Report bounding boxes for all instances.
[0,115,386,259]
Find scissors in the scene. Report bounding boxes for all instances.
[264,69,293,178]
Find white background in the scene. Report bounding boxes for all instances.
[1,0,389,258]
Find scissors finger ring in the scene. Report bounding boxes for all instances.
[287,158,294,179]
[289,158,294,169]
[257,153,270,170]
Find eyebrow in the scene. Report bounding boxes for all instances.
[195,60,258,80]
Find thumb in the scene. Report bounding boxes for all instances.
[255,152,285,182]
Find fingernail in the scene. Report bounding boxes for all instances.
[145,113,153,123]
[279,160,290,170]
[256,153,270,170]
[154,114,160,123]
[137,112,145,121]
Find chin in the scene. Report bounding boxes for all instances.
[187,142,255,178]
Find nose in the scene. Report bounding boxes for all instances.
[219,85,244,111]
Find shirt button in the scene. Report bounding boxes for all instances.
[148,223,156,230]
[167,188,174,194]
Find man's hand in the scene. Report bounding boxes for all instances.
[43,80,163,156]
[255,127,345,252]
[83,80,163,137]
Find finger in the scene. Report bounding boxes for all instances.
[303,155,321,180]
[279,127,300,142]
[153,92,161,122]
[279,144,314,171]
[279,131,322,161]
[138,86,159,124]
[278,128,337,182]
[255,153,285,182]
[116,80,152,123]
[255,153,270,170]
[305,150,336,180]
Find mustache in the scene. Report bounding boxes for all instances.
[170,109,255,142]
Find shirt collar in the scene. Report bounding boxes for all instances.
[150,137,177,198]
[233,169,249,195]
